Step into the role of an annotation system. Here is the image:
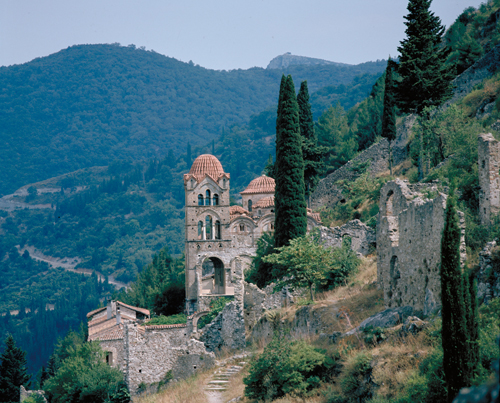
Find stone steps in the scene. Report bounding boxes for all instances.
[204,354,249,396]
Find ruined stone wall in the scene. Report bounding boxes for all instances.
[319,220,376,256]
[310,138,390,210]
[20,386,47,402]
[199,301,246,352]
[377,179,466,316]
[478,133,500,225]
[124,323,215,394]
[477,241,500,303]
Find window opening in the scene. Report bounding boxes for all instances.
[248,200,253,212]
[198,221,204,240]
[205,215,213,239]
[213,194,219,206]
[198,194,204,206]
[215,221,221,239]
[205,190,211,206]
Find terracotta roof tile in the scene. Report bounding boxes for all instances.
[117,301,150,317]
[229,205,250,216]
[184,154,228,184]
[253,196,275,209]
[86,306,106,318]
[89,324,124,341]
[144,323,188,330]
[307,211,322,224]
[240,175,275,195]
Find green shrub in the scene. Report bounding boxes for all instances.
[418,347,446,403]
[144,313,187,326]
[393,372,429,403]
[244,336,331,401]
[362,326,386,345]
[340,352,373,400]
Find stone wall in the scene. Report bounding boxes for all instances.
[319,220,376,256]
[100,338,126,372]
[310,138,390,210]
[446,42,500,106]
[377,179,466,316]
[477,241,500,304]
[124,323,215,395]
[478,133,500,225]
[392,114,417,166]
[20,386,47,402]
[199,301,246,352]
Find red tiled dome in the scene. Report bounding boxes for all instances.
[240,175,275,195]
[253,196,275,209]
[185,154,228,183]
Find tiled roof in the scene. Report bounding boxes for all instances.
[184,154,227,183]
[229,205,250,216]
[88,315,110,326]
[253,196,275,209]
[144,323,188,330]
[307,211,322,224]
[117,301,150,317]
[240,175,275,195]
[89,324,124,341]
[86,306,106,318]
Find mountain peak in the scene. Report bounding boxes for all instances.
[266,53,349,69]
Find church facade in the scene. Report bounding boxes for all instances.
[183,154,321,314]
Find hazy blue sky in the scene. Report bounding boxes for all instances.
[0,0,485,70]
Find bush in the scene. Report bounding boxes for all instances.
[244,336,331,401]
[144,313,187,326]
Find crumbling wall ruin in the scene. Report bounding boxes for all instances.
[377,179,466,316]
[478,133,500,225]
[319,219,376,256]
[477,241,500,304]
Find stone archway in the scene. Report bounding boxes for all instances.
[203,257,225,294]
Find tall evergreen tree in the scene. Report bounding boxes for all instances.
[0,334,30,403]
[274,75,307,249]
[297,81,327,205]
[382,58,397,143]
[397,0,454,113]
[440,188,470,402]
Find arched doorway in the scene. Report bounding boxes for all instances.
[203,257,225,294]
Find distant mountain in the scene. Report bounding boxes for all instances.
[0,44,386,195]
[267,52,347,69]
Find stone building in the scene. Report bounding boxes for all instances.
[183,154,321,314]
[87,299,214,395]
[478,133,500,225]
[377,179,466,316]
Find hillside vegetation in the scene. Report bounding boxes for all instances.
[0,44,386,196]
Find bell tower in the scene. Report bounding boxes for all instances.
[183,154,231,314]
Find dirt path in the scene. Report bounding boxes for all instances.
[204,354,248,403]
[17,245,129,290]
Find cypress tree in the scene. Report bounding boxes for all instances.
[464,269,479,383]
[440,188,469,402]
[0,334,30,403]
[397,0,454,113]
[274,75,307,249]
[297,81,327,205]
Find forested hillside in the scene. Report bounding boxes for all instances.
[0,43,386,196]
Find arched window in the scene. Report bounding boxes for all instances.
[198,221,204,240]
[205,215,213,239]
[198,194,204,206]
[239,224,245,232]
[248,200,253,212]
[205,190,211,206]
[215,221,221,239]
[213,194,219,206]
[223,179,226,188]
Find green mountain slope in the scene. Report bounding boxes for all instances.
[0,43,385,196]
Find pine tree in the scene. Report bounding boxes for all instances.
[274,75,307,249]
[440,188,470,402]
[297,81,327,205]
[0,334,30,403]
[397,0,454,113]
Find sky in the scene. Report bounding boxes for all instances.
[0,0,486,71]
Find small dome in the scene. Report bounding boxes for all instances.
[188,154,225,182]
[240,175,275,195]
[253,196,275,209]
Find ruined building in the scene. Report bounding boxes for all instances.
[377,179,466,316]
[478,133,500,225]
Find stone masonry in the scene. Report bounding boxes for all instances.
[377,179,466,316]
[319,219,376,256]
[478,133,500,225]
[476,241,500,304]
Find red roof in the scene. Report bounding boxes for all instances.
[240,175,275,195]
[230,205,250,216]
[253,196,275,209]
[184,154,227,183]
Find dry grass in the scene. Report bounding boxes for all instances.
[136,370,212,403]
